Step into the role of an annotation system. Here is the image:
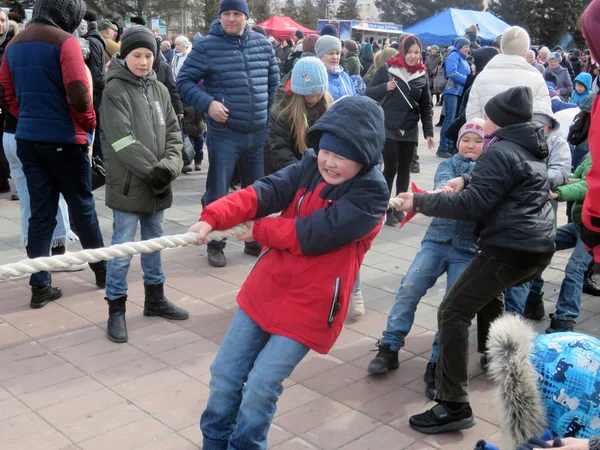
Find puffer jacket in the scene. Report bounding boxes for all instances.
[327,67,356,100]
[413,122,556,267]
[198,97,389,353]
[556,152,591,224]
[422,154,477,254]
[544,65,573,98]
[466,54,553,120]
[264,96,328,175]
[442,48,470,96]
[100,60,183,214]
[176,18,279,133]
[365,65,433,143]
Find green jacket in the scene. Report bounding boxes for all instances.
[556,153,592,225]
[100,60,183,215]
[345,50,361,76]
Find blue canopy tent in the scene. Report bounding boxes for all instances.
[404,8,511,46]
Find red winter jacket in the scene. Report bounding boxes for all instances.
[200,151,388,353]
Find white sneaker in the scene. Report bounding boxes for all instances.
[349,291,365,316]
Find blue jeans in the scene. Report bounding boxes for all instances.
[17,140,105,287]
[4,133,73,248]
[504,277,544,314]
[106,210,166,300]
[439,94,459,151]
[381,241,474,363]
[201,309,309,450]
[205,121,266,250]
[553,223,592,320]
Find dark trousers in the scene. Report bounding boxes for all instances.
[382,139,416,196]
[435,251,546,403]
[17,140,106,287]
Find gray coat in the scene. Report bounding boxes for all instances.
[544,66,573,98]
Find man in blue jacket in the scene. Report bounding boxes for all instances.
[177,0,280,268]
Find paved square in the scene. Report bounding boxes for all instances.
[0,111,598,449]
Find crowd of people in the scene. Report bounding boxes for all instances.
[1,0,600,448]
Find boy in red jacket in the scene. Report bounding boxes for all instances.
[188,96,389,450]
[581,0,600,259]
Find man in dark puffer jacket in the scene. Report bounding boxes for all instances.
[395,86,556,435]
[177,0,279,268]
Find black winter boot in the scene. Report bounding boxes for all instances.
[583,265,600,296]
[385,209,399,227]
[368,341,399,374]
[523,291,545,321]
[424,362,436,400]
[144,284,189,320]
[30,285,63,309]
[546,315,575,333]
[107,296,128,343]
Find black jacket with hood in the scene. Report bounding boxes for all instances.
[153,56,184,116]
[84,24,106,111]
[414,122,556,267]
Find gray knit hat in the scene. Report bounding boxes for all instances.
[315,35,341,59]
[120,26,157,60]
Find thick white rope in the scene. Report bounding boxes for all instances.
[0,199,408,282]
[0,225,249,282]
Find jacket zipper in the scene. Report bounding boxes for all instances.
[239,37,253,120]
[249,247,271,274]
[297,192,307,216]
[141,79,161,213]
[327,278,341,328]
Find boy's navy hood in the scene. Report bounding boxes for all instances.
[307,96,385,170]
[574,72,593,91]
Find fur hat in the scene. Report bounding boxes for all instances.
[291,57,328,96]
[548,52,562,63]
[458,118,485,143]
[83,10,97,22]
[219,0,249,18]
[302,34,319,54]
[120,26,157,60]
[32,0,85,34]
[344,40,358,51]
[320,23,338,37]
[500,26,530,56]
[485,86,533,128]
[174,35,191,50]
[315,35,341,59]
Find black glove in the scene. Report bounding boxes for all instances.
[149,167,171,190]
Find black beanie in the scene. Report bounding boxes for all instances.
[120,26,157,60]
[83,10,97,22]
[484,86,533,128]
[130,16,147,26]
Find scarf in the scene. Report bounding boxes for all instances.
[326,64,342,75]
[386,34,425,73]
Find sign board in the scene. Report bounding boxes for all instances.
[351,20,403,33]
[151,18,167,35]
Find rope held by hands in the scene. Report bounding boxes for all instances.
[0,199,406,282]
[0,225,249,282]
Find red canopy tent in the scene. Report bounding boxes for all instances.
[256,16,317,40]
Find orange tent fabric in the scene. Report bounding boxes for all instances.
[256,16,317,39]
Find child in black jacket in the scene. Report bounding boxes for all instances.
[394,86,556,434]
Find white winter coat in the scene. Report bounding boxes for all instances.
[171,49,190,81]
[466,54,553,121]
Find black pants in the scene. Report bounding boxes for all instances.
[17,140,106,287]
[435,251,546,403]
[383,139,416,196]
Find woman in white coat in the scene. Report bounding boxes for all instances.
[171,35,192,80]
[465,26,553,121]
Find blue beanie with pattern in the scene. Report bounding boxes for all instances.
[291,57,328,96]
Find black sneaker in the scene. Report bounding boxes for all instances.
[385,209,399,227]
[30,285,63,309]
[410,161,420,174]
[436,149,452,159]
[367,341,399,374]
[424,363,436,400]
[546,315,575,333]
[244,241,262,257]
[523,291,545,321]
[409,403,476,434]
[95,270,106,289]
[207,246,226,267]
[583,269,600,296]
